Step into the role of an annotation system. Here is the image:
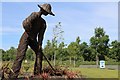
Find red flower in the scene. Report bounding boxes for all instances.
[41,72,49,80]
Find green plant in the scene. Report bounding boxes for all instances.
[0,63,14,79]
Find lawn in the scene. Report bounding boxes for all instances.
[70,67,118,78]
[1,61,119,79]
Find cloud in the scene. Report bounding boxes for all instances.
[0,26,24,35]
[57,3,118,44]
[1,2,118,50]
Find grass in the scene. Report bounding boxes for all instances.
[1,61,119,78]
[69,67,119,78]
[21,61,119,78]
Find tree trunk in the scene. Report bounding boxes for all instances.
[96,54,99,68]
[70,57,71,65]
[61,58,62,65]
[54,52,56,66]
[74,56,75,67]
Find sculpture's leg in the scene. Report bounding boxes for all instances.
[28,39,43,75]
[9,32,29,79]
[38,47,43,74]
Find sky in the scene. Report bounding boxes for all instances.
[0,2,118,50]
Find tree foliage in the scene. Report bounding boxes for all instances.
[1,26,119,62]
[108,40,120,61]
[90,27,109,55]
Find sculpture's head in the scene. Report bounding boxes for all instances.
[38,3,55,16]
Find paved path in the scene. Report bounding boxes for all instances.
[79,65,119,70]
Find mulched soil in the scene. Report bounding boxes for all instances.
[20,66,84,80]
[1,65,85,80]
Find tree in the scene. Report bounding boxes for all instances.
[57,42,66,58]
[5,47,17,61]
[82,46,96,61]
[80,42,89,61]
[67,42,76,66]
[1,49,6,61]
[52,22,64,44]
[67,36,81,66]
[90,27,109,67]
[56,42,67,65]
[109,40,120,61]
[52,22,64,66]
[43,40,54,61]
[76,36,80,44]
[25,48,35,60]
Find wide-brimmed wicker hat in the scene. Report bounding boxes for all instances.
[38,3,55,16]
